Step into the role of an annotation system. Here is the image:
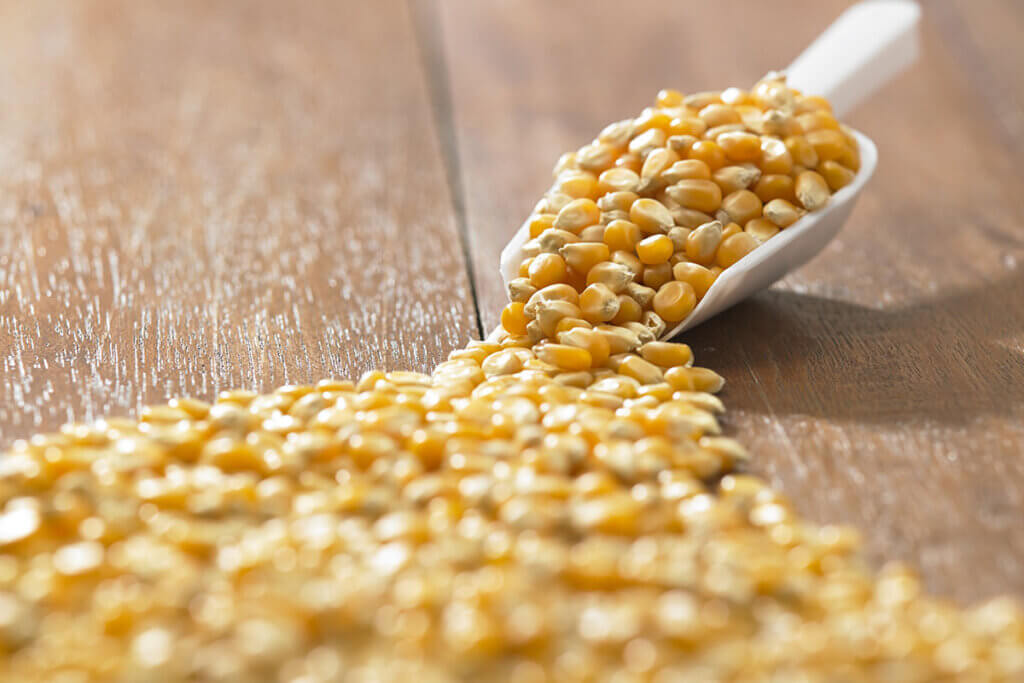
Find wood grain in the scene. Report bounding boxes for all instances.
[433,0,1024,603]
[0,0,478,442]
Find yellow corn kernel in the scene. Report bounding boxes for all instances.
[586,261,634,293]
[838,133,861,171]
[642,262,673,290]
[598,191,639,213]
[712,164,761,195]
[653,281,696,323]
[537,300,585,338]
[684,220,723,265]
[556,171,600,199]
[576,142,616,173]
[656,88,684,107]
[688,140,727,171]
[684,90,721,109]
[553,150,577,176]
[500,302,529,336]
[558,327,611,368]
[698,103,741,128]
[560,242,610,276]
[597,167,641,194]
[667,179,722,213]
[753,174,796,203]
[629,198,674,235]
[614,151,643,173]
[820,160,856,191]
[662,159,712,183]
[594,324,642,354]
[720,222,741,240]
[610,295,643,325]
[667,366,724,393]
[784,135,819,168]
[603,219,642,252]
[599,119,636,148]
[706,123,749,141]
[796,110,840,133]
[536,343,592,371]
[528,253,568,288]
[672,261,715,299]
[641,147,681,180]
[554,317,591,335]
[666,366,726,392]
[535,228,579,253]
[668,116,708,137]
[762,199,802,228]
[716,232,759,268]
[617,355,665,385]
[634,108,672,133]
[759,137,793,175]
[636,234,674,265]
[579,283,620,324]
[721,190,763,225]
[797,93,832,113]
[554,198,601,233]
[667,134,698,156]
[669,208,711,230]
[528,214,556,238]
[612,250,644,278]
[794,171,831,211]
[518,257,533,278]
[667,227,691,252]
[805,129,848,163]
[629,128,667,156]
[745,217,780,242]
[717,131,762,162]
[525,284,579,315]
[640,341,694,368]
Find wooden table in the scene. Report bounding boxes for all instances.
[1,0,1021,605]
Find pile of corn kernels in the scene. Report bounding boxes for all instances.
[1,75,1022,682]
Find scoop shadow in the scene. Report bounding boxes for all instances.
[676,269,1024,425]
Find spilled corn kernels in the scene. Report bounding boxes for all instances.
[0,78,1023,683]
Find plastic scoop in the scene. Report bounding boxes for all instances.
[499,0,921,338]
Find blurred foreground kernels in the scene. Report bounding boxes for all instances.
[2,78,1023,683]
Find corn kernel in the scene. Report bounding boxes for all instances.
[536,343,592,371]
[603,219,642,252]
[684,220,723,265]
[716,232,759,268]
[630,198,674,235]
[640,341,694,368]
[685,147,727,182]
[721,190,763,225]
[653,281,697,323]
[794,170,831,211]
[501,302,530,336]
[820,160,856,191]
[636,234,674,265]
[672,261,716,299]
[667,179,722,213]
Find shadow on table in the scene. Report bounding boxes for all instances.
[680,268,1024,425]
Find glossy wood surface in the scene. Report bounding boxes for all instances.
[1,0,1021,603]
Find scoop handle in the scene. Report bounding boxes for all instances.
[786,0,921,117]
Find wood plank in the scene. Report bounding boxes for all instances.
[941,0,1024,160]
[0,0,478,442]
[436,0,1024,603]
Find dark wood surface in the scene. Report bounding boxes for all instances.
[0,0,1021,604]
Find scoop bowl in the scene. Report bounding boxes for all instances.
[499,131,876,338]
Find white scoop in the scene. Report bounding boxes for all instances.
[499,0,921,338]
